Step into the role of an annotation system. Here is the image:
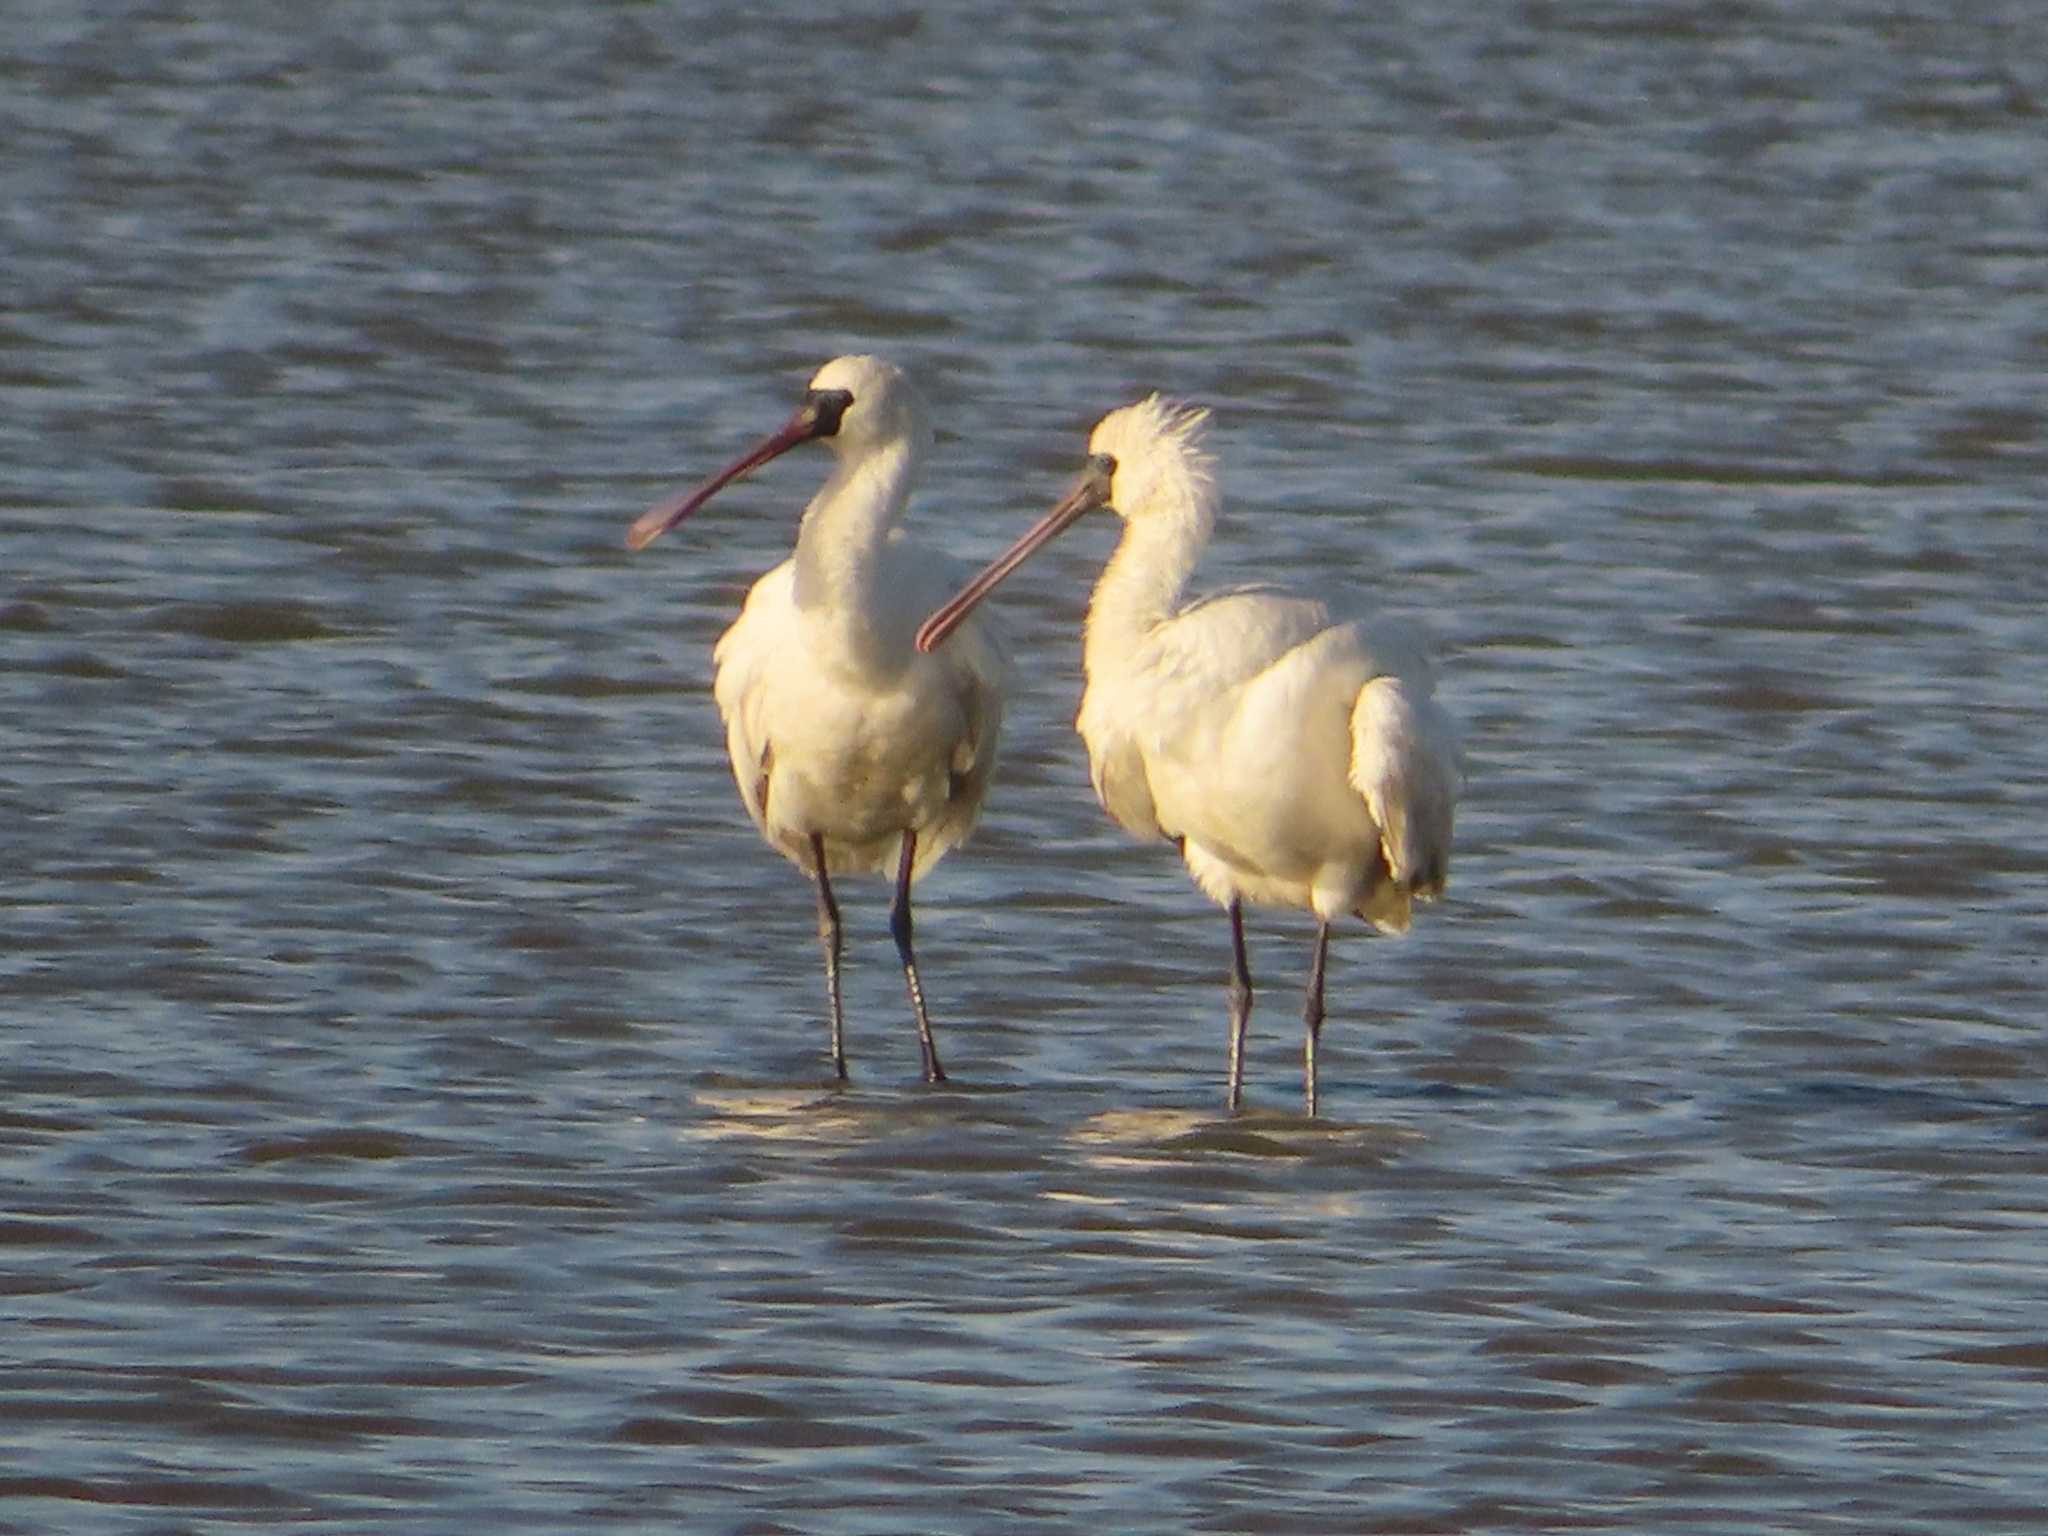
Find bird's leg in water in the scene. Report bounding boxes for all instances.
[891,831,947,1083]
[1303,921,1330,1117]
[810,833,847,1081]
[1226,898,1253,1112]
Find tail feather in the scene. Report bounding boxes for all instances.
[1349,677,1459,910]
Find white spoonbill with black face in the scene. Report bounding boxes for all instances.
[628,355,1006,1085]
[917,396,1457,1115]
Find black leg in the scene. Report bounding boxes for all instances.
[1303,921,1330,1117]
[810,833,847,1081]
[1226,898,1253,1113]
[890,831,946,1084]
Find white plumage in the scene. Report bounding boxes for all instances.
[629,355,1006,1084]
[919,395,1457,1114]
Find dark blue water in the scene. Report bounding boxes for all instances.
[6,1,2047,1530]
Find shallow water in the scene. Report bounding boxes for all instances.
[5,1,2048,1530]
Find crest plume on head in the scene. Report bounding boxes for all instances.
[1090,393,1218,518]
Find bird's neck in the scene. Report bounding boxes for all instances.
[791,436,918,674]
[1083,491,1212,677]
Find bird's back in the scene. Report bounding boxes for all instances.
[1081,587,1454,926]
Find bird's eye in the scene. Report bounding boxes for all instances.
[805,388,854,437]
[1089,453,1117,478]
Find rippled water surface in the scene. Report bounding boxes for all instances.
[6,1,2048,1530]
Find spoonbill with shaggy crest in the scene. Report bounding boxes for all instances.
[917,396,1456,1114]
[628,355,1006,1085]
